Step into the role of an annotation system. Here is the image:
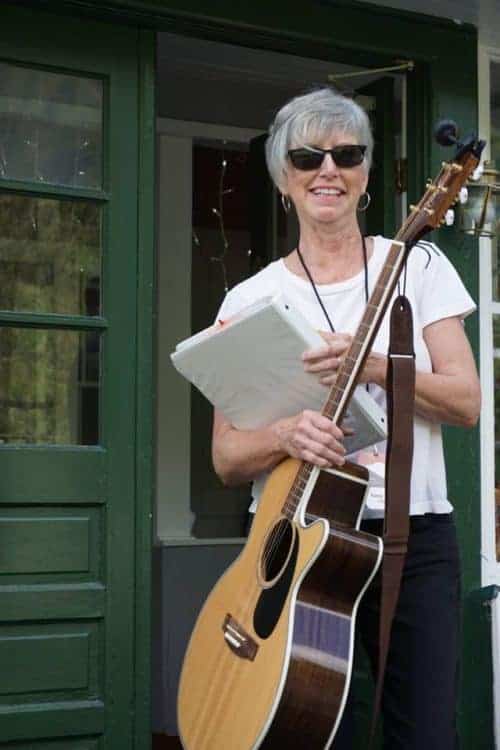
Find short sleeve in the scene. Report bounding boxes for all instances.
[214,261,281,323]
[214,286,254,324]
[215,291,238,323]
[414,242,476,329]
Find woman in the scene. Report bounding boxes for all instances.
[212,88,480,749]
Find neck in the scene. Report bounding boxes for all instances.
[290,220,367,284]
[301,212,363,255]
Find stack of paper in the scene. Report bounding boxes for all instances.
[171,293,387,454]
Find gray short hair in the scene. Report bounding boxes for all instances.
[265,88,373,190]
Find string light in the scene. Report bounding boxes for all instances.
[194,141,254,294]
[208,146,231,293]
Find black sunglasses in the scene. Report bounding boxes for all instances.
[288,144,367,170]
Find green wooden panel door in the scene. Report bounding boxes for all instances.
[0,6,143,748]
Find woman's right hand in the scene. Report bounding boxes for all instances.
[272,410,346,468]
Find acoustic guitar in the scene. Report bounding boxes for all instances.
[178,131,484,749]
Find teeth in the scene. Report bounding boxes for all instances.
[312,188,341,195]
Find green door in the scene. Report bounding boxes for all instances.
[0,6,146,747]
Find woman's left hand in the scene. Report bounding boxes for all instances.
[302,330,387,388]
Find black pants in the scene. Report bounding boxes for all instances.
[334,512,461,750]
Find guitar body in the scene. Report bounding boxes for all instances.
[178,457,382,750]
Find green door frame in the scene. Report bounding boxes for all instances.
[8,0,489,747]
[135,28,156,750]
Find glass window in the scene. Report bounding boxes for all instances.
[0,194,101,316]
[0,62,103,189]
[0,327,100,445]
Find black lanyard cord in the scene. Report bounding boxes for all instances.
[295,235,370,333]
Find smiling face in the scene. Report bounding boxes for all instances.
[282,131,369,231]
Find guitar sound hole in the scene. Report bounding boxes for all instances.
[261,518,294,583]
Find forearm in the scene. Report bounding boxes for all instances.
[367,356,480,428]
[213,409,347,486]
[212,422,287,487]
[412,370,480,426]
[314,318,481,429]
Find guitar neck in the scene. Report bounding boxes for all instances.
[322,238,407,426]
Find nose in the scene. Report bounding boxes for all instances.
[319,152,340,175]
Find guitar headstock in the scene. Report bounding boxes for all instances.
[402,134,486,245]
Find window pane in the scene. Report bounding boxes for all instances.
[0,194,101,316]
[491,61,500,300]
[0,328,100,445]
[0,62,103,189]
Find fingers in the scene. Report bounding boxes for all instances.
[306,354,342,375]
[302,333,351,377]
[287,411,346,468]
[303,332,351,361]
[317,331,351,347]
[341,424,355,436]
[318,371,339,386]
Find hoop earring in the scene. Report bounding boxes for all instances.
[357,192,371,212]
[281,194,292,213]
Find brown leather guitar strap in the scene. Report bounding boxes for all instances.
[369,294,415,744]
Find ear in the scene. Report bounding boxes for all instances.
[277,169,289,194]
[361,165,370,193]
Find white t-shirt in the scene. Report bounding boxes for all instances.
[216,235,476,517]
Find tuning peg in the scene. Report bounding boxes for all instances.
[471,165,484,181]
[444,209,455,226]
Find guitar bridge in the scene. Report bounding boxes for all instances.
[222,613,258,661]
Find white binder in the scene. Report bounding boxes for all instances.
[171,293,387,454]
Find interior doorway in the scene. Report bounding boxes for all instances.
[153,30,407,742]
